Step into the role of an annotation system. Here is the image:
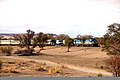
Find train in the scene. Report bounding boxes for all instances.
[0,38,99,47]
[44,38,98,47]
[0,40,20,46]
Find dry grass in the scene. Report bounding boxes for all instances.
[0,46,110,77]
[97,73,103,77]
[0,58,64,77]
[36,65,48,71]
[0,60,2,70]
[48,66,62,74]
[0,46,13,56]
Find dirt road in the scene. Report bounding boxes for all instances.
[1,56,112,76]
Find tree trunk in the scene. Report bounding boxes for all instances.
[114,71,118,77]
[27,45,30,50]
[41,46,44,50]
[67,46,70,52]
[82,41,84,47]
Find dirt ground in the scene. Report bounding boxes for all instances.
[0,46,112,77]
[34,46,109,70]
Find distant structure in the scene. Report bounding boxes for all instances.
[0,33,99,47]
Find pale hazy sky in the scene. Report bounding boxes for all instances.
[0,0,120,37]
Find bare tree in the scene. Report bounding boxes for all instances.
[106,56,120,77]
[33,32,49,53]
[14,29,35,55]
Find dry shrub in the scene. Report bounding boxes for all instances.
[0,61,3,73]
[0,46,13,56]
[1,69,19,73]
[100,66,104,69]
[97,73,103,77]
[60,65,66,68]
[7,61,15,64]
[14,49,22,54]
[106,56,120,77]
[10,70,19,73]
[0,60,3,70]
[36,67,47,71]
[1,69,10,73]
[36,65,47,71]
[17,49,35,56]
[48,66,62,74]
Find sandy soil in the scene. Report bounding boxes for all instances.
[33,46,109,69]
[0,46,112,77]
[0,57,97,77]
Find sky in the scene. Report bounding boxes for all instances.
[0,0,120,37]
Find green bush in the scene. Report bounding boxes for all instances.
[0,46,13,56]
